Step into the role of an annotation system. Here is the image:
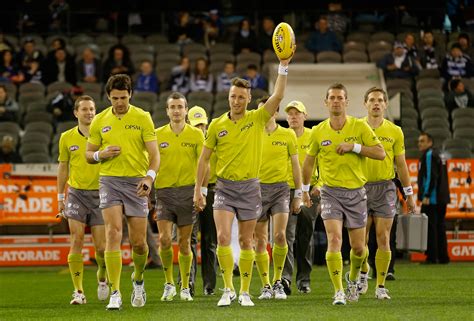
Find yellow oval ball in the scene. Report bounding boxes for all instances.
[272,22,296,60]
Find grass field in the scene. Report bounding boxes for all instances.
[0,262,473,321]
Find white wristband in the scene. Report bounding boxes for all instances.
[57,193,65,201]
[302,184,310,192]
[294,189,303,199]
[146,170,157,181]
[352,143,362,154]
[278,64,288,75]
[93,151,101,162]
[403,186,414,196]
[201,187,208,196]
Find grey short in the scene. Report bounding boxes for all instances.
[99,176,149,217]
[320,185,367,229]
[258,182,290,222]
[214,178,262,221]
[65,187,103,226]
[365,180,397,218]
[155,185,197,227]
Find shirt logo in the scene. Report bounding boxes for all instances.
[69,145,79,151]
[194,112,203,118]
[241,122,254,132]
[378,136,394,143]
[160,142,169,148]
[344,136,358,142]
[321,140,332,146]
[218,130,228,137]
[272,141,287,146]
[125,124,141,130]
[181,142,197,148]
[102,126,112,133]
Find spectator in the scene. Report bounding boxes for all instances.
[42,47,76,85]
[305,16,342,54]
[216,61,237,92]
[0,32,14,52]
[403,32,419,62]
[377,41,419,79]
[170,11,197,45]
[233,18,258,55]
[76,47,102,84]
[257,17,275,54]
[204,9,224,48]
[169,56,190,94]
[445,78,474,112]
[0,50,25,84]
[23,58,43,83]
[418,31,444,69]
[18,38,44,72]
[243,64,267,90]
[47,87,82,123]
[417,132,450,264]
[0,135,21,164]
[49,0,70,32]
[190,57,213,93]
[102,44,134,79]
[0,84,19,122]
[457,33,474,58]
[134,60,159,93]
[46,37,66,62]
[440,43,474,83]
[326,1,349,34]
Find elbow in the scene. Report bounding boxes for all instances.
[377,148,386,161]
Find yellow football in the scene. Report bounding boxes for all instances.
[272,22,296,60]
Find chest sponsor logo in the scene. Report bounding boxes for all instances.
[125,124,141,130]
[240,122,254,132]
[160,142,169,148]
[321,140,332,146]
[272,141,287,146]
[344,136,358,142]
[69,145,79,151]
[378,136,394,143]
[300,144,310,150]
[181,142,197,148]
[218,130,228,137]
[102,126,112,133]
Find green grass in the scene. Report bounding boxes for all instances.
[0,262,473,321]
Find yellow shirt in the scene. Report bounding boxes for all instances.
[204,107,271,181]
[260,125,298,184]
[209,152,218,184]
[308,116,381,189]
[58,126,100,190]
[88,105,157,177]
[289,127,318,188]
[363,117,405,182]
[155,124,204,188]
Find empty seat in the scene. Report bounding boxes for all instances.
[443,138,472,151]
[452,108,474,119]
[416,78,442,91]
[121,34,144,45]
[236,52,261,66]
[418,98,445,111]
[402,127,421,138]
[25,121,54,137]
[443,148,472,158]
[183,43,207,56]
[188,91,213,104]
[57,121,77,134]
[367,40,392,52]
[343,41,366,53]
[78,82,102,95]
[420,107,449,120]
[417,69,440,79]
[421,118,450,131]
[401,117,418,129]
[47,81,73,94]
[214,91,229,101]
[386,78,412,90]
[22,152,51,163]
[346,32,370,43]
[26,101,48,113]
[23,111,54,125]
[425,128,452,148]
[316,51,342,63]
[452,118,473,130]
[209,43,233,54]
[130,99,152,112]
[95,34,118,45]
[453,128,474,141]
[145,34,168,45]
[343,51,368,63]
[19,144,49,157]
[401,108,419,120]
[370,31,395,43]
[22,132,51,145]
[293,51,315,63]
[19,82,45,95]
[369,50,390,62]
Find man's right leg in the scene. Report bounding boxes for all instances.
[254,220,271,289]
[68,219,86,304]
[324,219,345,305]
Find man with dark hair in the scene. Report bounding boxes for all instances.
[243,64,267,90]
[302,83,385,305]
[377,41,420,79]
[417,132,450,264]
[86,74,160,310]
[305,16,342,54]
[194,50,294,307]
[154,92,204,302]
[440,43,474,83]
[0,135,21,163]
[57,95,108,305]
[446,78,474,112]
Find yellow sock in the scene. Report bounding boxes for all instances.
[255,251,270,287]
[104,250,122,292]
[326,251,343,292]
[360,246,369,273]
[272,243,288,283]
[216,245,234,291]
[375,249,391,287]
[132,249,148,282]
[95,251,107,282]
[178,251,193,288]
[349,249,365,281]
[239,249,255,294]
[68,253,84,292]
[159,247,174,284]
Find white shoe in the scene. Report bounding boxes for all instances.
[358,269,369,295]
[238,292,255,307]
[180,288,194,301]
[258,285,273,300]
[375,287,391,300]
[345,272,359,302]
[70,291,86,305]
[332,290,346,305]
[97,281,110,301]
[217,288,236,307]
[131,274,146,307]
[161,283,177,301]
[106,291,122,310]
[272,281,287,300]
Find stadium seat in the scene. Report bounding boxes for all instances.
[343,41,366,53]
[401,117,418,129]
[417,88,444,101]
[401,96,415,109]
[370,31,395,43]
[20,144,49,157]
[425,128,452,148]
[47,81,73,95]
[25,101,48,114]
[215,91,229,101]
[402,127,421,138]
[453,128,474,141]
[56,121,77,134]
[183,43,207,56]
[236,52,261,66]
[367,40,392,52]
[416,78,442,91]
[421,118,450,131]
[130,98,153,112]
[70,34,94,46]
[452,108,474,119]
[442,138,472,151]
[1,82,17,98]
[368,49,390,63]
[343,51,368,63]
[346,32,370,44]
[21,34,44,45]
[386,78,412,90]
[19,82,45,95]
[0,122,21,138]
[316,51,342,63]
[293,51,315,63]
[209,43,233,54]
[95,33,119,45]
[155,44,180,56]
[418,98,445,112]
[420,107,449,120]
[145,34,168,45]
[131,52,155,69]
[129,44,155,56]
[77,82,102,95]
[188,91,213,104]
[401,107,419,120]
[416,69,440,79]
[452,118,473,130]
[405,148,421,159]
[210,52,235,65]
[25,121,54,137]
[443,148,472,158]
[45,35,69,46]
[404,137,419,149]
[23,111,54,125]
[121,34,144,45]
[22,152,51,163]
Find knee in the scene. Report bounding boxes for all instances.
[132,243,148,254]
[239,235,253,250]
[71,233,84,250]
[254,236,267,253]
[376,232,390,250]
[106,226,122,244]
[159,233,172,249]
[217,231,230,246]
[274,230,286,246]
[178,238,191,255]
[352,245,365,256]
[327,234,342,248]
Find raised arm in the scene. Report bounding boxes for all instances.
[264,51,295,115]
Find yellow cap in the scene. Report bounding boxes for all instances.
[284,100,307,114]
[188,106,208,126]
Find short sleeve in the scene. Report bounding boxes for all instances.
[204,120,217,150]
[287,130,298,156]
[393,126,405,156]
[195,128,205,158]
[142,112,157,142]
[360,121,380,147]
[88,117,102,146]
[58,132,69,162]
[255,105,271,126]
[307,127,320,157]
